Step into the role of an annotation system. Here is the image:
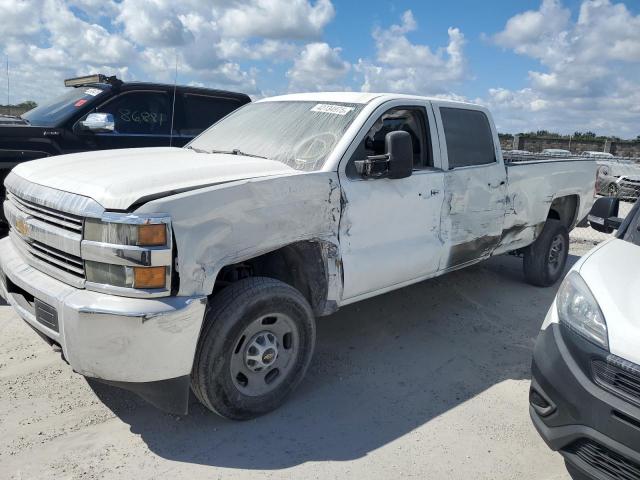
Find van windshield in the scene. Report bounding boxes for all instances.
[188,101,364,172]
[619,200,640,246]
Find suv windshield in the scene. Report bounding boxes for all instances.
[21,86,109,127]
[188,101,364,171]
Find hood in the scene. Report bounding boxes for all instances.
[11,147,298,210]
[579,238,640,365]
[0,114,28,126]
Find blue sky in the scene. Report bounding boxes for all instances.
[2,0,640,136]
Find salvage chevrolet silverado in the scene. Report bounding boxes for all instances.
[0,92,598,419]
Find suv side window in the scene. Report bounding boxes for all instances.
[179,94,242,136]
[95,91,171,135]
[347,106,431,178]
[440,107,495,169]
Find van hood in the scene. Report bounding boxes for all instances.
[579,238,640,365]
[10,147,298,210]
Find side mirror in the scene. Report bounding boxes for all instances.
[80,112,115,133]
[588,196,622,233]
[354,131,413,179]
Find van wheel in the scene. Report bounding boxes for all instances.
[191,277,316,420]
[523,219,569,287]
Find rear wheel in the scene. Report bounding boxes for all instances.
[523,219,569,287]
[191,277,316,420]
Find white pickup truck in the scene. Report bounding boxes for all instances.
[0,92,597,419]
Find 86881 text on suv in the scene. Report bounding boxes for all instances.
[0,92,598,419]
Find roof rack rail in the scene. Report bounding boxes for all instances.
[64,74,123,88]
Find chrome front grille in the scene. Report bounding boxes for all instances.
[7,192,83,233]
[4,190,86,288]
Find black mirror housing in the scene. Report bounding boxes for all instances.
[386,131,413,179]
[588,196,621,233]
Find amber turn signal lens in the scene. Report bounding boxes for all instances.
[133,266,166,289]
[137,224,167,246]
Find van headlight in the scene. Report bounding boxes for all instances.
[557,272,608,349]
[81,214,172,297]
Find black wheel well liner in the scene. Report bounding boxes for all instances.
[548,195,579,230]
[212,241,333,316]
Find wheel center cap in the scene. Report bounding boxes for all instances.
[262,348,277,365]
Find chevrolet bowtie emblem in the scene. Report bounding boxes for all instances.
[15,218,29,236]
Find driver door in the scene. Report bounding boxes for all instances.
[338,101,445,301]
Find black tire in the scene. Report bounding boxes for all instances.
[523,219,569,287]
[191,277,316,420]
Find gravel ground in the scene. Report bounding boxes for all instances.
[0,231,616,480]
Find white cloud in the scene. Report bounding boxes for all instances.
[488,0,640,136]
[287,42,350,91]
[219,0,335,40]
[358,10,466,95]
[1,0,341,103]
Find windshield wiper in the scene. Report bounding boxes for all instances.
[185,145,208,153]
[209,149,268,160]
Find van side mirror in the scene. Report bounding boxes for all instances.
[354,131,413,179]
[588,196,622,233]
[80,112,115,133]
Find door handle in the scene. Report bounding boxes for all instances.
[430,189,440,196]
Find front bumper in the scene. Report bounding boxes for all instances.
[530,321,640,479]
[0,236,207,413]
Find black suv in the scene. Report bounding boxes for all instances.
[0,74,250,209]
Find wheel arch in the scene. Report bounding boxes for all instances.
[210,239,342,317]
[548,194,580,231]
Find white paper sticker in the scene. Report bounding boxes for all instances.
[84,88,102,97]
[311,104,354,115]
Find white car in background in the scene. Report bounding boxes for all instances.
[542,148,572,156]
[530,196,640,480]
[583,151,614,159]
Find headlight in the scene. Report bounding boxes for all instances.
[84,218,167,246]
[85,262,167,289]
[82,213,172,296]
[556,271,608,349]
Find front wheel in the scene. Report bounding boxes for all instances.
[191,277,316,420]
[523,219,569,287]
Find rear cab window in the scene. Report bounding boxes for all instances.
[440,107,495,169]
[178,94,243,136]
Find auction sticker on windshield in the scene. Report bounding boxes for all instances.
[84,88,102,97]
[311,104,354,115]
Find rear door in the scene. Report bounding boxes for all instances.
[432,102,507,270]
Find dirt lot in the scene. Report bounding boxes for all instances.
[0,226,615,479]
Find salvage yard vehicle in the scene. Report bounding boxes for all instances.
[0,74,250,222]
[530,196,640,480]
[0,92,597,419]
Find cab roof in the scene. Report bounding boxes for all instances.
[258,91,478,107]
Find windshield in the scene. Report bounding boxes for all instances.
[22,86,109,127]
[620,200,640,246]
[188,101,365,171]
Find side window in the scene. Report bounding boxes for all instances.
[96,91,171,135]
[347,106,431,177]
[440,107,495,169]
[179,94,242,136]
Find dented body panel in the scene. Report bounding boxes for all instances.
[0,92,597,409]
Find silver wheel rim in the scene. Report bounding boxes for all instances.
[609,184,618,196]
[230,313,299,397]
[547,233,566,276]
